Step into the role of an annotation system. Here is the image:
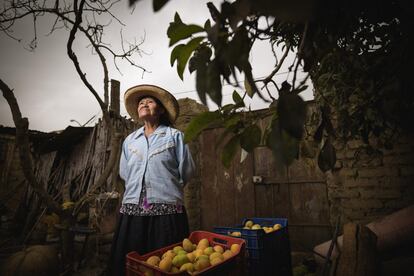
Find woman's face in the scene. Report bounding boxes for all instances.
[137,96,165,121]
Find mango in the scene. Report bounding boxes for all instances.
[172,254,189,267]
[146,255,160,266]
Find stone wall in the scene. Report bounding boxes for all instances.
[327,134,414,226]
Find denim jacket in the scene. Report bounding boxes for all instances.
[119,125,195,205]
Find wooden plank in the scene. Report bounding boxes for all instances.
[289,182,330,225]
[233,148,255,224]
[288,158,325,183]
[253,147,288,182]
[254,184,275,217]
[271,183,291,219]
[336,223,379,276]
[215,128,236,228]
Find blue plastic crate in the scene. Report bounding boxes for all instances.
[214,217,288,250]
[214,217,292,276]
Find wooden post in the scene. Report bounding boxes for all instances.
[110,79,120,115]
[336,223,379,276]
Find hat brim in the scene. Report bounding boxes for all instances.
[124,84,179,124]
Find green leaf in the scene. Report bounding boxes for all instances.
[318,138,336,172]
[184,111,221,143]
[244,77,254,97]
[240,125,261,152]
[207,60,223,106]
[277,92,307,139]
[152,0,169,11]
[189,45,212,105]
[221,135,240,168]
[267,119,299,167]
[232,90,244,107]
[167,13,204,46]
[170,44,185,67]
[170,37,204,80]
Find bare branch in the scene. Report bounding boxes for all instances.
[0,78,65,217]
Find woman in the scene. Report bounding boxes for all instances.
[109,84,195,275]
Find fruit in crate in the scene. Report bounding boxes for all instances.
[230,243,240,254]
[209,252,224,262]
[213,245,224,253]
[158,257,172,272]
[197,238,209,250]
[146,255,160,266]
[251,224,261,230]
[245,220,254,228]
[210,257,223,266]
[229,231,241,237]
[173,246,184,254]
[222,250,233,260]
[263,226,274,233]
[172,254,190,267]
[203,246,214,256]
[182,238,193,252]
[162,249,176,260]
[140,235,241,273]
[194,257,210,271]
[186,252,196,262]
[179,262,194,273]
[273,223,282,230]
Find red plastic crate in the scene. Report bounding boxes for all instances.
[126,231,246,276]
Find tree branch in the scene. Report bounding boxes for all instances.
[0,78,65,217]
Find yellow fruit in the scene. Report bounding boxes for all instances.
[186,252,196,263]
[210,257,222,266]
[230,231,241,237]
[251,224,261,230]
[171,266,180,273]
[245,220,254,228]
[146,255,160,266]
[203,247,214,256]
[182,238,193,252]
[162,250,176,260]
[179,262,194,273]
[273,223,282,230]
[143,270,154,276]
[222,250,233,260]
[197,238,209,250]
[158,257,172,272]
[209,252,224,262]
[230,244,240,254]
[177,250,187,255]
[213,245,224,254]
[173,246,184,254]
[172,254,189,267]
[194,257,210,271]
[194,248,204,257]
[243,226,251,229]
[195,255,209,262]
[263,227,273,233]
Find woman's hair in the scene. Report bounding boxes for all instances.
[138,96,171,126]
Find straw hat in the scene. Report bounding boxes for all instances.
[124,84,179,124]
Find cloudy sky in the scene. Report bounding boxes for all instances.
[0,0,312,132]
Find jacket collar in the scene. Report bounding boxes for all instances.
[133,124,167,139]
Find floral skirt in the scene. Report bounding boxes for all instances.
[108,211,189,276]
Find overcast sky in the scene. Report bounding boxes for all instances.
[0,0,313,132]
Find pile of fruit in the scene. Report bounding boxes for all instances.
[140,237,241,275]
[229,220,283,237]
